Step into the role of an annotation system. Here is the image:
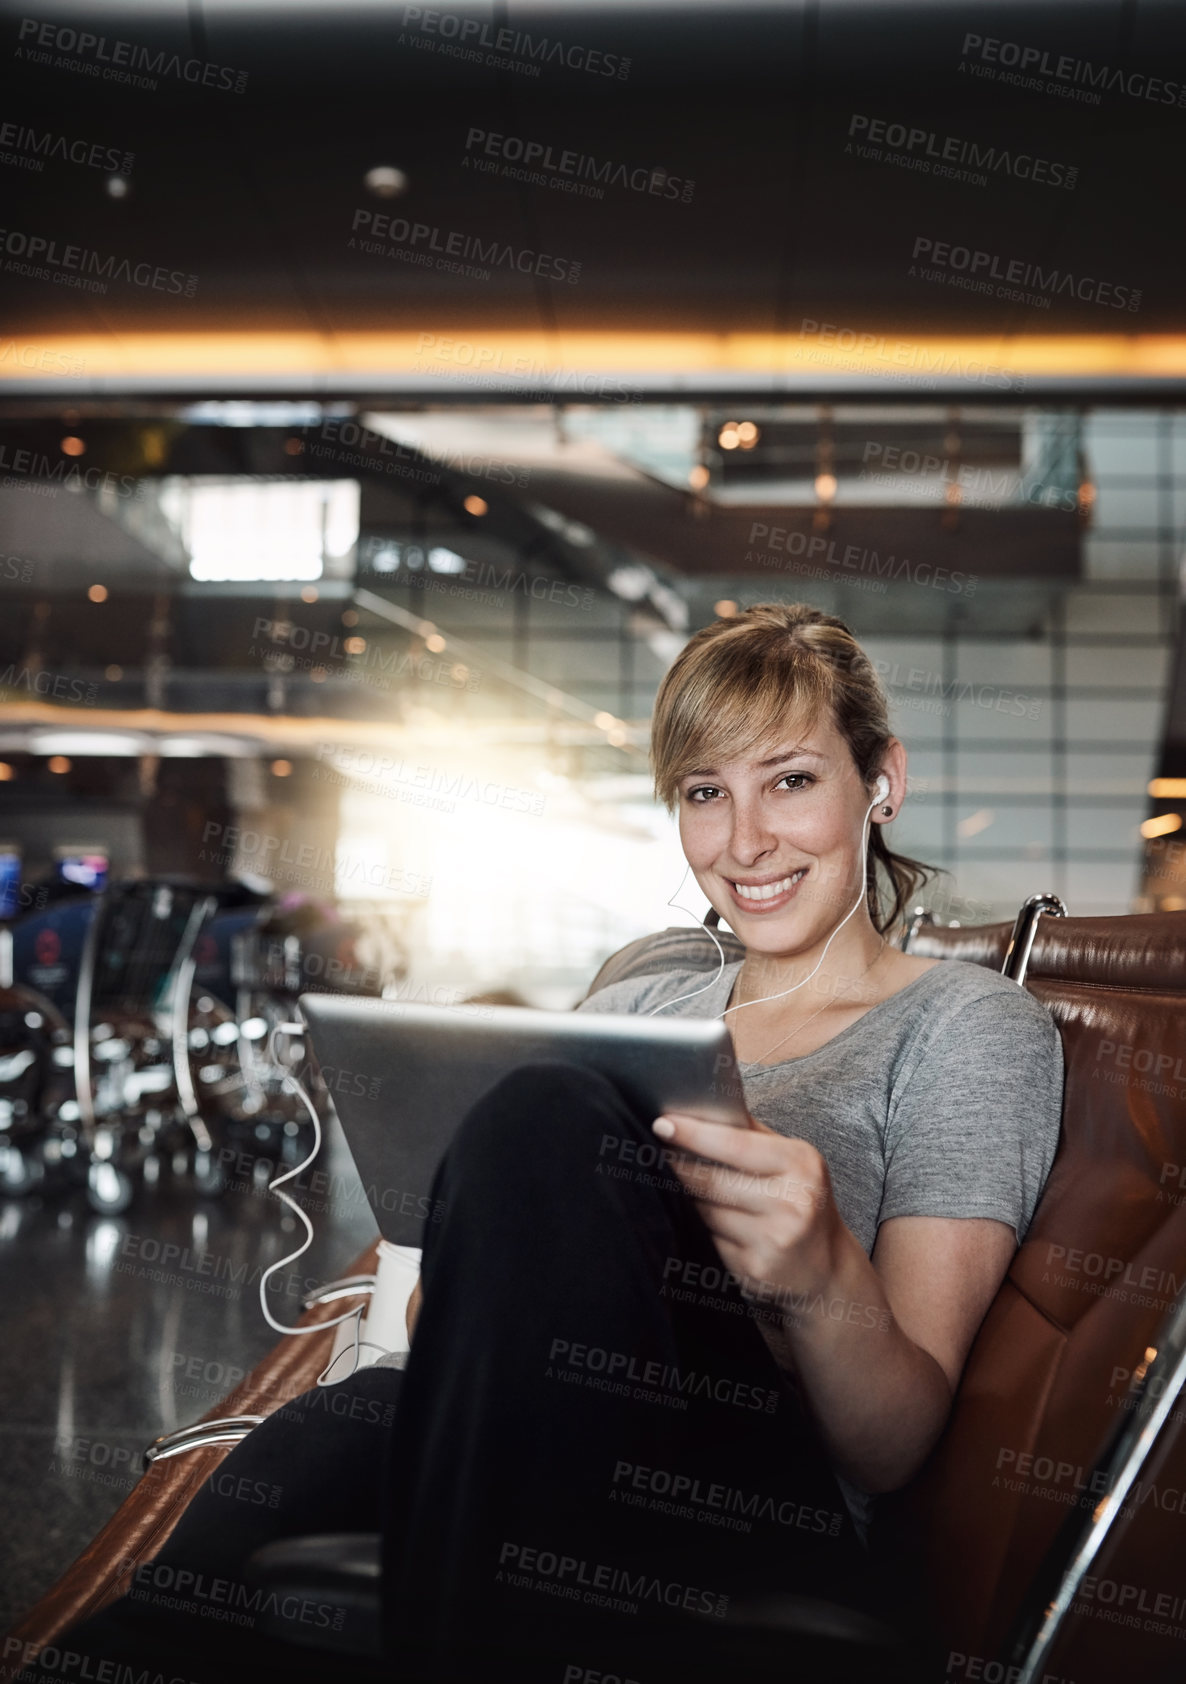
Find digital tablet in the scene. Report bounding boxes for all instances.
[298,994,747,1247]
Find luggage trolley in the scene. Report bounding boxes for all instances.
[175,896,406,1175]
[174,905,319,1172]
[73,880,219,1213]
[0,923,78,1196]
[219,900,404,1164]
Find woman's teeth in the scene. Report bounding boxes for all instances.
[733,869,806,902]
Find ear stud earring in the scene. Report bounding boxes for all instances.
[881,805,893,816]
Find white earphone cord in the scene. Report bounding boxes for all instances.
[647,784,886,1020]
[646,863,729,1014]
[257,1021,383,1386]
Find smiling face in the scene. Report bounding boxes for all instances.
[676,709,897,958]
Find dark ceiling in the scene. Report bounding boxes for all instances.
[2,0,1185,349]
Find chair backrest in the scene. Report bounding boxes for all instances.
[901,917,1013,971]
[881,911,1186,1670]
[583,923,744,998]
[584,913,1011,999]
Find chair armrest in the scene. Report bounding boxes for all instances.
[302,1275,376,1310]
[143,1415,264,1467]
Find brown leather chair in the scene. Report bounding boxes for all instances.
[10,904,1186,1684]
[900,908,1014,971]
[881,904,1186,1684]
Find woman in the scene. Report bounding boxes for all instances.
[61,604,1063,1684]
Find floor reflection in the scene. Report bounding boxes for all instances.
[0,1115,379,1630]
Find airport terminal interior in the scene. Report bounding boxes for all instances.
[3,2,1186,1678]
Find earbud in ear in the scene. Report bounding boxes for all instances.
[873,775,890,805]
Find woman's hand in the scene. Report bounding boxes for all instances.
[653,1111,1017,1494]
[653,1111,843,1306]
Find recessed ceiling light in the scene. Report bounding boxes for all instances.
[364,165,409,198]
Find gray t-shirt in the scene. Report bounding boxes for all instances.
[580,958,1063,1257]
[579,958,1063,1539]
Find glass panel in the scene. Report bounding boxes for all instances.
[1064,590,1164,634]
[1066,646,1171,690]
[1062,861,1143,916]
[954,699,1050,742]
[953,750,1055,795]
[953,805,1054,851]
[956,641,1052,688]
[1065,750,1158,798]
[1069,698,1166,743]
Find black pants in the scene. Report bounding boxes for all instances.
[57,1064,900,1683]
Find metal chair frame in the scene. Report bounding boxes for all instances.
[900,892,1068,986]
[1002,892,1068,984]
[1010,1284,1186,1682]
[140,1276,376,1468]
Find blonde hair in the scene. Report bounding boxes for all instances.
[650,602,933,934]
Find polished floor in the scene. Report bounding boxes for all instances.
[0,1117,378,1633]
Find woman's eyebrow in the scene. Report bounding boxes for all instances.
[680,749,826,779]
[756,748,826,768]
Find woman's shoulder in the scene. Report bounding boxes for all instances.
[912,956,1051,1007]
[904,958,1062,1058]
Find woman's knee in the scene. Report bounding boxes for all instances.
[451,1061,645,1172]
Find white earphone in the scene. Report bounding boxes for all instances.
[649,771,892,1018]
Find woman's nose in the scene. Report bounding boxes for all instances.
[729,802,777,865]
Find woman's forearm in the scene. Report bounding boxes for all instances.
[772,1222,952,1494]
